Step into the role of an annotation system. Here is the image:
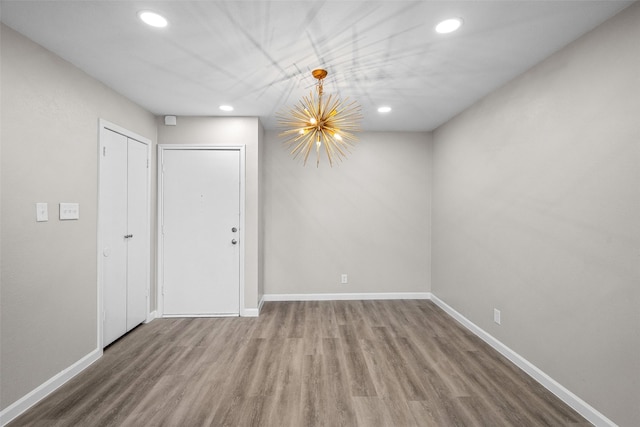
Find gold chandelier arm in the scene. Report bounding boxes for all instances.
[329,136,349,159]
[302,131,317,165]
[319,128,335,166]
[291,135,310,158]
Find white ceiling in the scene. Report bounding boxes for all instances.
[0,1,633,131]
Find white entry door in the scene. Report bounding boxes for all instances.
[160,148,241,316]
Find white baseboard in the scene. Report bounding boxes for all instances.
[240,297,264,317]
[263,292,432,301]
[430,294,616,427]
[0,348,102,426]
[242,307,260,317]
[145,310,157,323]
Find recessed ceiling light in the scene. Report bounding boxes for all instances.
[138,11,168,28]
[219,105,234,112]
[378,106,392,113]
[436,18,462,34]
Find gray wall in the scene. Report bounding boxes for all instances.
[431,4,640,426]
[264,131,431,295]
[157,116,264,312]
[0,25,157,410]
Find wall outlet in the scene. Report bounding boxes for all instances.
[341,274,348,284]
[494,308,501,325]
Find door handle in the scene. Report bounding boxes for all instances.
[231,239,238,245]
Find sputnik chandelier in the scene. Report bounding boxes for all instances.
[278,69,362,167]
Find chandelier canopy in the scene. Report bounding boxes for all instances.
[278,69,362,167]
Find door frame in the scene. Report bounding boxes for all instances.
[97,119,152,350]
[157,145,246,318]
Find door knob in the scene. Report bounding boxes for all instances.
[231,239,238,245]
[231,227,238,232]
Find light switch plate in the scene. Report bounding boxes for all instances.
[36,203,48,222]
[59,203,80,220]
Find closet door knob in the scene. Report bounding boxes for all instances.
[231,239,238,245]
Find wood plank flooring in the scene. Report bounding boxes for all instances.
[9,300,590,426]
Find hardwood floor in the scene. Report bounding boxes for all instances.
[9,300,590,426]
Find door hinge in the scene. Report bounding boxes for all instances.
[147,158,149,168]
[103,147,106,157]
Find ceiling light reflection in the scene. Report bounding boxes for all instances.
[138,11,168,28]
[436,18,462,34]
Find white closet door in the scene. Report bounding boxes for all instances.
[101,130,129,346]
[162,149,240,316]
[126,139,149,330]
[100,125,149,347]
